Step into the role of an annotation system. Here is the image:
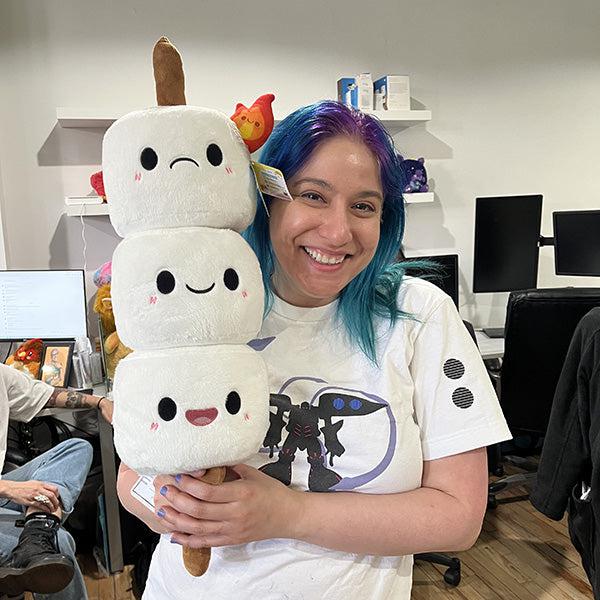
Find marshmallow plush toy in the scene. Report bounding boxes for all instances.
[103,37,274,576]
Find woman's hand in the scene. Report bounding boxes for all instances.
[0,479,61,512]
[157,464,304,549]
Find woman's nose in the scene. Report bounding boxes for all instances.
[317,204,352,247]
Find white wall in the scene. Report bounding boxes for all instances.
[0,0,599,328]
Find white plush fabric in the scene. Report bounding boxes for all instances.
[111,227,264,349]
[112,345,270,475]
[103,106,256,236]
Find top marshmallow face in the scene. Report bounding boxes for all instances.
[103,106,257,236]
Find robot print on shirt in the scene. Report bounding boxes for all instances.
[258,375,393,492]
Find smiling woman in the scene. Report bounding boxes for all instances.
[120,100,512,600]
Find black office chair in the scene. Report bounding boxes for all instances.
[488,287,600,506]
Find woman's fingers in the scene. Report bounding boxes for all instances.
[158,485,234,521]
[157,504,229,538]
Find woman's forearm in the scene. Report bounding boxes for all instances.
[291,486,483,556]
[116,464,170,534]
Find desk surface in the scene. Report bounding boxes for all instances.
[475,330,505,360]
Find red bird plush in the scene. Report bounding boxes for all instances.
[230,94,275,153]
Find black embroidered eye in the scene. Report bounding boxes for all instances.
[223,268,239,291]
[158,397,177,421]
[206,144,223,167]
[140,147,158,170]
[156,270,175,294]
[226,391,241,415]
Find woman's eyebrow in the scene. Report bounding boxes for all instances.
[355,190,384,202]
[292,177,334,190]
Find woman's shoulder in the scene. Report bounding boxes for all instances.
[397,275,453,318]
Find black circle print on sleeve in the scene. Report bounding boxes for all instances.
[443,359,474,409]
[443,358,465,379]
[452,387,474,409]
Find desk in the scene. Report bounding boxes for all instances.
[475,330,505,360]
[37,386,123,574]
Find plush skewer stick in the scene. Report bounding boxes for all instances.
[153,36,186,106]
[181,466,226,576]
[153,37,225,577]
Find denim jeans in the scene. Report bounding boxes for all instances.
[0,438,93,599]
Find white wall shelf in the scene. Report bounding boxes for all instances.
[56,107,432,129]
[404,192,434,204]
[65,203,110,217]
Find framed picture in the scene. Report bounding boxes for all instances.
[40,342,74,387]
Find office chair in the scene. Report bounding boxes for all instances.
[488,287,600,507]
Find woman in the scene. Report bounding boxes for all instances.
[117,100,511,599]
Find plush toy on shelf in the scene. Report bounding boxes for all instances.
[90,171,106,202]
[6,338,44,379]
[401,156,429,193]
[103,36,273,576]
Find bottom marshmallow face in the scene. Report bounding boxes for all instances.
[113,345,269,475]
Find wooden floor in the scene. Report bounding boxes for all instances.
[34,480,592,600]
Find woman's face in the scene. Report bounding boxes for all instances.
[269,136,383,307]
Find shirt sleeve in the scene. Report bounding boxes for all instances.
[409,297,512,461]
[2,364,53,422]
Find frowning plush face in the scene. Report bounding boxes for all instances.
[111,227,264,350]
[112,345,269,475]
[103,106,256,236]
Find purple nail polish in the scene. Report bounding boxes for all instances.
[170,537,181,545]
[157,508,165,518]
[175,474,182,483]
[160,485,168,496]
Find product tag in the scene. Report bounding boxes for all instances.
[251,161,293,201]
[131,475,156,512]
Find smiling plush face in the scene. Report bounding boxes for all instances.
[112,345,269,475]
[111,227,264,350]
[103,106,256,236]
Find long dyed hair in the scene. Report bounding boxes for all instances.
[244,100,415,362]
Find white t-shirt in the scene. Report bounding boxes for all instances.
[0,363,53,476]
[144,278,512,600]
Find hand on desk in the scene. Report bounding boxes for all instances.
[98,397,114,424]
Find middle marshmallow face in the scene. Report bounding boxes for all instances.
[102,106,256,236]
[111,227,264,350]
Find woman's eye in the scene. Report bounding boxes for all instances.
[300,192,324,203]
[354,202,376,213]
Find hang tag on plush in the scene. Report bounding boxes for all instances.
[251,162,293,202]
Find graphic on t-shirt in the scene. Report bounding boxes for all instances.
[443,358,475,409]
[259,376,392,492]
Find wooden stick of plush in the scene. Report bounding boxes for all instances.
[153,36,186,106]
[182,466,226,576]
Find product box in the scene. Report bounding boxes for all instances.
[355,72,373,110]
[337,78,358,108]
[373,75,411,110]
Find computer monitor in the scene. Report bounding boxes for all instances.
[553,210,600,276]
[403,254,459,308]
[0,270,87,340]
[473,195,543,293]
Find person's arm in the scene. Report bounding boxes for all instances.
[116,463,172,534]
[158,446,488,554]
[45,387,113,423]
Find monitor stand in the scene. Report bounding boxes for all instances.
[483,327,505,339]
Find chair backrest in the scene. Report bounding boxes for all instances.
[500,287,600,435]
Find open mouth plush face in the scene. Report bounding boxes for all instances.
[111,227,264,350]
[112,345,270,475]
[103,106,256,237]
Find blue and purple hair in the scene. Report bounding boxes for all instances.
[243,100,412,362]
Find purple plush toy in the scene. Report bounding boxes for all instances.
[401,157,428,193]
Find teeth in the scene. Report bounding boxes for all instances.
[303,247,345,265]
